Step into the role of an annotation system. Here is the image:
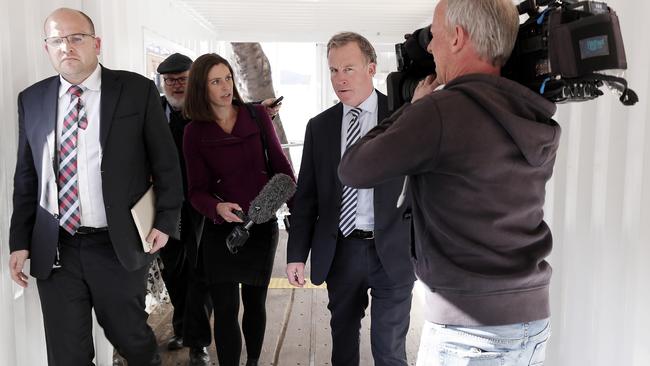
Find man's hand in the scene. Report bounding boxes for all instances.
[9,250,30,288]
[261,97,282,119]
[412,74,441,103]
[146,228,169,254]
[286,262,306,287]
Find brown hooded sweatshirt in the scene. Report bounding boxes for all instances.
[339,73,561,326]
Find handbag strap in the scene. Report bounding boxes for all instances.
[243,103,273,176]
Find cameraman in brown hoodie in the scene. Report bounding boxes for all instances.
[339,0,561,365]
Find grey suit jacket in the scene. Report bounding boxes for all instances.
[9,66,183,279]
[287,91,414,285]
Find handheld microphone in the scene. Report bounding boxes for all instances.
[226,173,296,253]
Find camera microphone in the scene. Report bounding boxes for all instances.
[226,173,296,253]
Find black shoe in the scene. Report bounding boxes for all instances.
[166,335,184,350]
[189,347,210,366]
[246,358,259,366]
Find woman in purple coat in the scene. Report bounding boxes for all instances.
[183,53,295,366]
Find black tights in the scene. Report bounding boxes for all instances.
[208,282,269,366]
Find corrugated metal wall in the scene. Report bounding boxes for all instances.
[0,1,218,365]
[0,1,55,364]
[545,1,650,364]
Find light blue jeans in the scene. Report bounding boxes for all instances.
[416,318,550,366]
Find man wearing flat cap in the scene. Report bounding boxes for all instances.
[157,53,212,366]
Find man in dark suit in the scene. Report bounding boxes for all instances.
[286,32,415,366]
[8,8,182,365]
[157,53,211,366]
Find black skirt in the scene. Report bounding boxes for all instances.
[200,219,279,287]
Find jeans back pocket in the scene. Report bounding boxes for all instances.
[528,338,548,365]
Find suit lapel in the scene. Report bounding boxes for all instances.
[377,90,388,120]
[329,103,344,194]
[43,77,60,174]
[99,66,120,150]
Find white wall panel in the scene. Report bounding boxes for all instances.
[0,1,77,364]
[1,1,648,366]
[546,0,650,364]
[0,1,217,365]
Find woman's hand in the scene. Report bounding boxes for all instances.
[216,202,245,223]
[261,98,282,119]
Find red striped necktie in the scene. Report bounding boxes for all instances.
[58,85,88,235]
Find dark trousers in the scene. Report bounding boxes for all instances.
[208,282,269,366]
[159,239,212,347]
[326,236,414,366]
[182,253,213,347]
[36,231,160,366]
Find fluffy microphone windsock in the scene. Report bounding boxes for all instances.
[248,173,296,224]
[225,173,295,254]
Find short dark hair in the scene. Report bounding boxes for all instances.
[184,53,242,121]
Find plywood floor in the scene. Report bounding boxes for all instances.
[118,231,424,365]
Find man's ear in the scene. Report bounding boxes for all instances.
[368,62,377,77]
[94,36,102,56]
[450,25,468,54]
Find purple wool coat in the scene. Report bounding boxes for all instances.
[183,103,295,224]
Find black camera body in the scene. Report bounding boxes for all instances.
[387,0,637,111]
[387,26,434,112]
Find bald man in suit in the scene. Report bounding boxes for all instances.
[8,8,182,365]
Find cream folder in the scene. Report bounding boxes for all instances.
[131,186,155,252]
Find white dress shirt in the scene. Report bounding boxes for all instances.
[57,63,107,228]
[340,90,378,231]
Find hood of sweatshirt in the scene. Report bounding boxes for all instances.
[445,74,561,167]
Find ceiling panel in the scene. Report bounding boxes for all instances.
[176,0,436,43]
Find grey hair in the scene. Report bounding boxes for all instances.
[445,0,519,67]
[327,32,377,64]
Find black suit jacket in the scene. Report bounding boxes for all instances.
[161,96,204,267]
[287,91,414,285]
[9,66,183,279]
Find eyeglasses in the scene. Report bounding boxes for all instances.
[44,33,95,47]
[163,77,188,86]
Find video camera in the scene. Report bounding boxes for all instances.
[386,0,638,112]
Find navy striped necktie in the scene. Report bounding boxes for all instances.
[339,107,362,237]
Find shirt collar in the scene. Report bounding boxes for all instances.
[59,63,102,98]
[343,89,377,117]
